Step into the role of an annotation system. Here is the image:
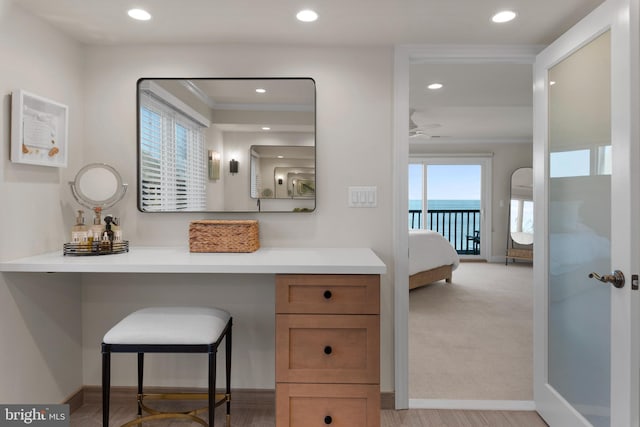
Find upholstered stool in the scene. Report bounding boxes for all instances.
[101,307,232,427]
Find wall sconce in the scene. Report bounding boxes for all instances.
[208,150,220,180]
[229,159,239,175]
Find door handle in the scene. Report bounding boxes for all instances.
[588,270,625,288]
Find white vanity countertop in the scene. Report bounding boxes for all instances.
[0,247,387,275]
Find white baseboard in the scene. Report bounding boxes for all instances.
[409,399,536,411]
[77,386,395,411]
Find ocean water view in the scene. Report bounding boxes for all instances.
[409,199,480,211]
[409,199,481,253]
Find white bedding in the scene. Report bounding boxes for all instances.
[409,229,460,276]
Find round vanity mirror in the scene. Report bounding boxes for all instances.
[69,163,127,210]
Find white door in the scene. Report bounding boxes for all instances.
[533,0,639,426]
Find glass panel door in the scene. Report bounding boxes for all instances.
[547,30,611,427]
[534,0,638,423]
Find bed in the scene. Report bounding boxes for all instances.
[409,229,460,290]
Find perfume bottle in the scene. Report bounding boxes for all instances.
[89,207,104,244]
[70,210,88,244]
[99,232,111,252]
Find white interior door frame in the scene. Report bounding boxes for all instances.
[393,45,539,409]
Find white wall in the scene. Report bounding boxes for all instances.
[80,45,395,391]
[411,141,533,260]
[0,12,395,398]
[0,4,397,402]
[0,3,84,403]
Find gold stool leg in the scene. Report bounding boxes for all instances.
[122,392,227,427]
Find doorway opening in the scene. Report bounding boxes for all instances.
[392,46,539,410]
[407,155,533,406]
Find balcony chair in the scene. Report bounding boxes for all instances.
[467,230,480,255]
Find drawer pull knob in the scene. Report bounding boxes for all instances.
[324,415,333,424]
[323,290,332,299]
[324,345,333,355]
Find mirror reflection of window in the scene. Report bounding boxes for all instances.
[550,149,590,178]
[550,146,612,179]
[597,145,612,175]
[250,149,261,199]
[510,199,534,234]
[139,82,208,211]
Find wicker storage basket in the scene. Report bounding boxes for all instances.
[507,248,533,260]
[189,220,259,253]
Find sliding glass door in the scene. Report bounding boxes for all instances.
[409,156,491,257]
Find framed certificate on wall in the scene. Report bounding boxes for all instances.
[11,89,68,168]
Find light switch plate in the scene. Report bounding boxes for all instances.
[348,186,377,208]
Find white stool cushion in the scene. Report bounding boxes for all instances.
[103,307,231,345]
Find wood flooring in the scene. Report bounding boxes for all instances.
[381,408,548,426]
[71,403,549,427]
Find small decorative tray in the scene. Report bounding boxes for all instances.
[63,241,129,256]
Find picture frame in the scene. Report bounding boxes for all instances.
[11,89,68,168]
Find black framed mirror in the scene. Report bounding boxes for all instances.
[137,78,315,212]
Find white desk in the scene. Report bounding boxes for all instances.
[0,247,387,275]
[0,246,387,425]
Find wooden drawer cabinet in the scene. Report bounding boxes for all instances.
[276,274,380,427]
[276,274,380,315]
[276,383,380,427]
[276,314,380,383]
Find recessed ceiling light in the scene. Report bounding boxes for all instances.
[296,9,318,22]
[255,88,266,93]
[128,8,151,21]
[262,127,271,130]
[277,155,284,159]
[492,10,516,23]
[427,83,443,90]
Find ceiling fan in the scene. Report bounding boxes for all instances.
[409,110,446,139]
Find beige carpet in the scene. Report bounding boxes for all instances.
[409,261,533,400]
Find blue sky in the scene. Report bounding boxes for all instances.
[409,164,481,200]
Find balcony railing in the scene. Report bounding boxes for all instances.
[409,209,481,255]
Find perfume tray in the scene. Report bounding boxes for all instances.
[63,241,129,256]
